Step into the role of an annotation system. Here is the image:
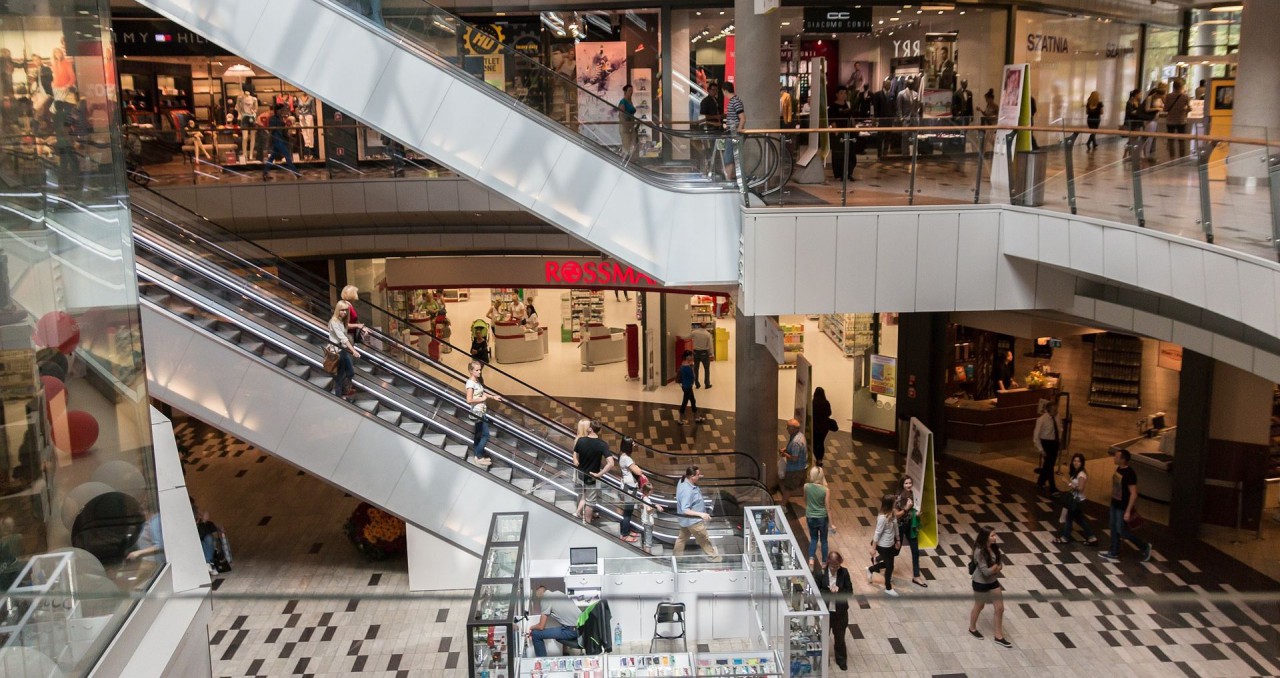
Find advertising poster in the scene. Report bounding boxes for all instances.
[991,63,1028,199]
[924,33,957,91]
[794,354,812,445]
[869,354,897,397]
[905,417,939,549]
[576,42,627,146]
[839,60,874,98]
[482,55,505,91]
[921,89,952,118]
[630,68,658,158]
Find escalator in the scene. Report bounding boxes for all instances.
[131,0,780,287]
[128,187,773,560]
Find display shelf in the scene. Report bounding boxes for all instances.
[818,313,873,357]
[607,653,692,676]
[467,512,529,678]
[520,655,604,677]
[690,295,716,326]
[780,323,804,367]
[694,651,781,676]
[1089,333,1142,410]
[561,290,605,342]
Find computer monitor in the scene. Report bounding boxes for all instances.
[569,547,597,566]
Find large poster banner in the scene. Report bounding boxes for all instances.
[991,63,1028,200]
[576,42,627,147]
[924,33,957,91]
[869,354,896,396]
[630,68,658,158]
[905,417,939,549]
[794,354,813,455]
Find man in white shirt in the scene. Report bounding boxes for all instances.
[1032,400,1061,493]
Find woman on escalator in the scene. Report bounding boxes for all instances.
[329,301,360,400]
[465,359,503,467]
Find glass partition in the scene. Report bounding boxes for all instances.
[742,506,827,678]
[0,1,162,676]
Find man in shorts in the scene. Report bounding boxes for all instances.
[573,420,615,524]
[779,418,808,510]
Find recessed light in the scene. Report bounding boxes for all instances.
[781,21,790,26]
[719,11,725,15]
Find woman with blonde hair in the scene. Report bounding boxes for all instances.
[805,465,832,568]
[465,359,503,466]
[340,285,366,354]
[1084,91,1103,151]
[328,300,360,398]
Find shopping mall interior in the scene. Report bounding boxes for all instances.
[1,0,1278,676]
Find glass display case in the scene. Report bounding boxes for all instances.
[742,506,828,678]
[607,652,693,676]
[468,512,529,678]
[694,651,783,676]
[520,655,605,677]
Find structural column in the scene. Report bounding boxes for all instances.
[894,313,949,453]
[1226,0,1280,185]
[734,311,780,485]
[732,0,780,132]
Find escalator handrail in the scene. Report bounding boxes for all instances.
[133,226,770,506]
[128,187,766,484]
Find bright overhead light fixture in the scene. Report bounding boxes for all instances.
[1210,4,1243,12]
[781,21,790,26]
[921,3,954,10]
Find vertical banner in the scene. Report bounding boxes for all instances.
[725,35,736,85]
[990,63,1028,200]
[482,55,505,91]
[794,355,813,466]
[576,42,627,146]
[630,68,658,158]
[924,33,957,91]
[905,417,938,549]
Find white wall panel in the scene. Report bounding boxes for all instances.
[1212,335,1254,373]
[533,143,623,237]
[1168,242,1207,308]
[301,16,396,116]
[954,212,1001,310]
[1253,350,1280,384]
[793,215,838,311]
[139,308,194,393]
[183,0,266,58]
[242,0,334,86]
[1101,229,1138,286]
[1071,295,1097,320]
[224,367,308,453]
[1000,209,1038,259]
[1036,214,1071,268]
[1172,321,1214,356]
[1134,236,1173,297]
[914,213,959,312]
[1132,310,1174,342]
[833,213,879,312]
[273,391,361,478]
[751,216,799,314]
[165,333,251,429]
[332,418,418,505]
[1067,220,1105,276]
[363,50,452,151]
[1094,300,1135,331]
[421,84,513,178]
[1236,262,1278,336]
[1034,266,1075,310]
[475,111,565,208]
[1202,251,1243,322]
[994,256,1038,310]
[407,526,481,591]
[874,214,919,311]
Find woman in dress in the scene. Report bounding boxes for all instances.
[968,526,1011,647]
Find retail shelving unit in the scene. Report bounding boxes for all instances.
[520,656,604,677]
[693,652,782,676]
[561,290,604,342]
[1089,333,1142,410]
[690,295,716,326]
[780,323,804,367]
[491,288,522,320]
[467,512,529,678]
[819,313,873,357]
[607,653,692,676]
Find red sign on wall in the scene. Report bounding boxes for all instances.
[545,261,658,287]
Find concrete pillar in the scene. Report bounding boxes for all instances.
[667,8,691,160]
[734,311,780,485]
[733,0,780,132]
[1226,0,1280,184]
[894,313,949,453]
[1170,350,1212,536]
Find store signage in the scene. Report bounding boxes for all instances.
[114,18,218,56]
[1157,342,1183,371]
[544,261,658,287]
[803,7,872,33]
[892,39,922,58]
[1026,34,1069,54]
[869,354,897,397]
[463,24,506,56]
[1105,43,1135,58]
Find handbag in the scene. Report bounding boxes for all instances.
[322,344,340,375]
[1124,509,1146,530]
[828,418,839,432]
[469,402,488,421]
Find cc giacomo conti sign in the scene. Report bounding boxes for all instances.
[803,7,873,33]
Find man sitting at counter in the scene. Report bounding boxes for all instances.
[529,585,582,656]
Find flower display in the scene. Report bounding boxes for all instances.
[344,502,407,560]
[1025,370,1048,390]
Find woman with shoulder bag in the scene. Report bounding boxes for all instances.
[811,387,834,466]
[968,526,1012,648]
[1054,453,1098,545]
[617,437,647,542]
[866,494,900,596]
[328,301,360,399]
[897,477,927,587]
[464,359,503,467]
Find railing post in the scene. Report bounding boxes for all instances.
[973,130,986,204]
[907,131,919,206]
[1127,138,1146,228]
[841,133,849,207]
[1004,132,1016,202]
[1063,132,1079,215]
[1196,141,1220,244]
[777,133,786,208]
[1269,152,1280,261]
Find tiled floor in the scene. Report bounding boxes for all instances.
[178,398,1280,678]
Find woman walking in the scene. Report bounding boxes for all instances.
[1055,453,1098,545]
[1084,92,1103,151]
[811,387,834,466]
[617,437,649,542]
[866,494,900,596]
[329,301,360,399]
[896,477,927,587]
[805,466,831,568]
[968,526,1011,648]
[465,359,503,467]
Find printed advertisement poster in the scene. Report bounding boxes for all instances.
[482,55,505,91]
[630,68,658,158]
[905,417,939,549]
[839,60,874,99]
[576,42,627,146]
[869,354,897,396]
[921,89,953,118]
[991,63,1029,199]
[794,354,812,442]
[924,33,957,91]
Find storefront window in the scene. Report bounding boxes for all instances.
[1,0,163,674]
[1143,25,1183,91]
[1014,10,1140,128]
[1188,7,1241,85]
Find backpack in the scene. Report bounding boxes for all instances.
[575,599,613,654]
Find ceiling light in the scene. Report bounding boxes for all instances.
[719,11,725,15]
[890,17,899,21]
[1210,4,1243,12]
[695,11,701,15]
[781,21,790,26]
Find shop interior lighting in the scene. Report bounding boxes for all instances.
[1210,4,1243,12]
[222,64,256,78]
[921,3,954,9]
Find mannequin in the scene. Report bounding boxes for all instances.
[896,76,922,151]
[871,76,896,122]
[854,83,872,119]
[186,118,211,162]
[297,92,317,159]
[236,89,259,162]
[952,78,974,125]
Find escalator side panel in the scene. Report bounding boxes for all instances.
[140,303,637,562]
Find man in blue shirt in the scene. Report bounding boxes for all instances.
[778,418,807,509]
[675,466,721,562]
[618,84,639,161]
[677,350,704,424]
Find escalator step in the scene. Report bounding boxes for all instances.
[356,363,374,373]
[513,478,534,493]
[399,421,424,437]
[533,489,556,503]
[214,328,242,343]
[193,317,218,330]
[444,444,468,458]
[242,341,265,355]
[309,376,332,390]
[262,351,287,367]
[423,433,446,447]
[354,399,379,414]
[285,364,310,379]
[554,500,577,514]
[489,467,513,482]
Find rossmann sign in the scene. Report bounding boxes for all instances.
[545,260,658,287]
[383,256,664,291]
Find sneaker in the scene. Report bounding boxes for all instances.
[207,563,218,577]
[866,567,874,584]
[993,637,1013,648]
[477,457,493,467]
[1100,552,1119,561]
[1142,544,1152,562]
[695,416,707,423]
[884,589,899,597]
[968,629,984,639]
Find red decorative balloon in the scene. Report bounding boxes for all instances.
[53,410,99,457]
[33,311,81,355]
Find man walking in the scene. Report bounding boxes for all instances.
[677,351,704,423]
[814,552,852,671]
[1032,400,1061,494]
[778,418,808,509]
[675,466,721,562]
[690,323,714,389]
[722,81,746,180]
[1101,449,1152,562]
[1162,79,1192,159]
